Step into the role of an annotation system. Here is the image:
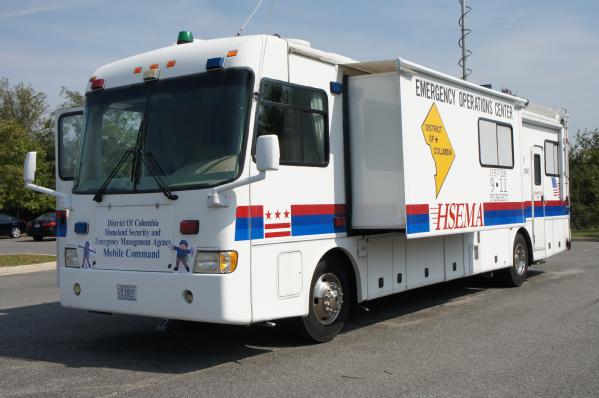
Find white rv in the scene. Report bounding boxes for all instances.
[25,33,570,342]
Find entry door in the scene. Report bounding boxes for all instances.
[531,146,545,251]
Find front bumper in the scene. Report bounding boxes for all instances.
[59,267,252,325]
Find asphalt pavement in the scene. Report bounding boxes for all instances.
[0,241,597,397]
[0,236,56,255]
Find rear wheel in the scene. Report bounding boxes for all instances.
[9,227,21,239]
[32,235,44,241]
[298,256,350,343]
[499,233,528,287]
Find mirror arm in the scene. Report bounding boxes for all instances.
[24,182,72,209]
[207,171,266,208]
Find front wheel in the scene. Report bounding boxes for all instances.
[298,256,350,343]
[499,233,529,287]
[9,227,21,239]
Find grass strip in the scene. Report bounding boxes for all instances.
[0,254,56,267]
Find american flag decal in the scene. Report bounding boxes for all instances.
[552,177,560,198]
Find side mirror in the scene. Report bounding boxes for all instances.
[24,151,37,183]
[256,135,280,172]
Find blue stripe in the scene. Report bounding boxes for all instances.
[545,205,569,217]
[235,217,264,241]
[484,209,525,226]
[407,214,430,234]
[291,215,345,236]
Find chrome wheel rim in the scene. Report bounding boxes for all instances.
[514,243,527,275]
[312,273,344,325]
[11,227,20,238]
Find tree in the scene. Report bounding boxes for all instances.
[569,128,599,229]
[0,120,54,218]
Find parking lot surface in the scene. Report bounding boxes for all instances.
[0,236,56,256]
[0,241,597,397]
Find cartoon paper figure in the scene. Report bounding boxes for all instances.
[78,240,96,268]
[171,240,194,273]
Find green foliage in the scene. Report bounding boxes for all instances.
[0,120,54,218]
[0,78,84,219]
[569,128,599,229]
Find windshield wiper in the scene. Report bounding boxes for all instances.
[141,151,178,200]
[93,149,134,202]
[93,149,178,202]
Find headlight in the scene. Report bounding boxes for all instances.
[65,247,79,268]
[193,251,238,274]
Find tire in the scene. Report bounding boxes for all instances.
[9,226,21,239]
[499,233,529,287]
[33,235,44,241]
[298,256,351,343]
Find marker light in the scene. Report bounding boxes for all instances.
[330,81,343,94]
[133,66,142,74]
[180,220,199,234]
[74,221,89,234]
[193,251,238,274]
[91,78,105,90]
[206,57,225,70]
[177,31,193,44]
[227,50,238,57]
[65,248,79,268]
[166,60,176,68]
[150,63,159,70]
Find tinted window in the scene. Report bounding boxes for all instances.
[58,112,83,180]
[534,154,542,186]
[255,79,328,166]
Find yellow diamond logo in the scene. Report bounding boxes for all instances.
[421,103,455,197]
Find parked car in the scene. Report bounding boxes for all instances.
[0,213,27,238]
[26,212,57,241]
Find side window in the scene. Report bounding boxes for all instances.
[478,119,514,168]
[255,79,329,166]
[534,154,542,186]
[58,112,84,180]
[544,141,559,176]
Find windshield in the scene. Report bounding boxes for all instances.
[74,69,253,194]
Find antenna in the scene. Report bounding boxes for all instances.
[458,0,472,80]
[236,0,264,37]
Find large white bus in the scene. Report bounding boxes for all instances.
[24,32,570,342]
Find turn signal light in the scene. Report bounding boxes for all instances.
[180,220,199,234]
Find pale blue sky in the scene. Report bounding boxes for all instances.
[1,0,597,133]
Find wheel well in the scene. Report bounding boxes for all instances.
[516,227,534,264]
[323,248,359,304]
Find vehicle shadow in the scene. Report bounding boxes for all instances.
[0,270,545,375]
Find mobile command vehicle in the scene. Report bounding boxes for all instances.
[24,32,571,342]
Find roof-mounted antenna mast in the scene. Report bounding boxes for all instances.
[458,0,472,80]
[236,0,264,36]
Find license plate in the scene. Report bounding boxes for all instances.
[116,284,137,301]
[34,223,40,228]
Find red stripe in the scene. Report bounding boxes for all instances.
[291,204,346,216]
[545,200,567,207]
[483,202,523,211]
[406,204,429,215]
[236,205,263,218]
[265,231,291,238]
[265,222,290,229]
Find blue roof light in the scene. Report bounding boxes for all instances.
[206,57,225,70]
[330,81,343,94]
